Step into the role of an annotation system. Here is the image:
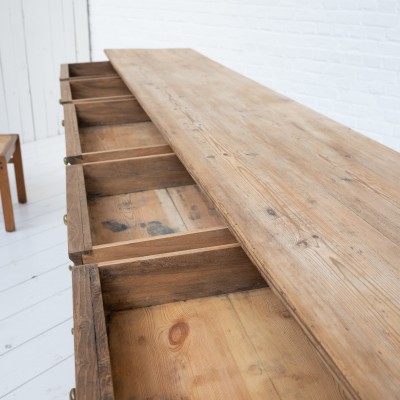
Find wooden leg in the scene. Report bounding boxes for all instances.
[12,137,27,203]
[0,157,15,232]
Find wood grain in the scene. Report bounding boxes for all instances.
[89,267,114,400]
[83,226,236,263]
[88,188,187,245]
[108,288,347,399]
[168,184,224,229]
[11,136,27,203]
[0,134,17,160]
[99,244,267,311]
[72,265,101,400]
[73,264,114,400]
[79,121,167,153]
[69,76,131,100]
[60,80,73,103]
[65,102,170,163]
[59,63,69,81]
[62,61,117,81]
[81,144,172,164]
[83,154,194,197]
[107,48,400,399]
[63,103,82,164]
[66,165,92,264]
[0,155,15,232]
[75,97,149,127]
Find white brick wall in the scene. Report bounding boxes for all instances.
[89,0,400,152]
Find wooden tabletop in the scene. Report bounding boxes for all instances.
[106,48,400,400]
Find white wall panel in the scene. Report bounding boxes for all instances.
[0,0,90,143]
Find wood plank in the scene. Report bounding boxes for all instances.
[65,61,117,80]
[83,226,236,263]
[107,48,400,400]
[69,76,131,100]
[75,97,149,126]
[82,144,172,164]
[88,188,187,246]
[66,165,92,264]
[108,288,346,400]
[1,357,74,400]
[0,320,73,398]
[99,244,267,311]
[168,184,225,229]
[63,94,134,105]
[60,63,70,80]
[83,154,195,196]
[63,103,82,163]
[80,121,167,153]
[60,80,73,103]
[228,289,349,399]
[89,267,114,400]
[72,265,101,400]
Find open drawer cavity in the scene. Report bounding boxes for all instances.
[63,97,171,164]
[60,61,117,81]
[66,153,234,265]
[60,76,132,104]
[73,259,347,400]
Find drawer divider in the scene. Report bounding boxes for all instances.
[67,164,93,264]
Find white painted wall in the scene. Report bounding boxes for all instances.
[88,0,400,152]
[0,0,90,143]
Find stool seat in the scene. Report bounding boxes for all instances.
[0,134,27,231]
[0,134,18,162]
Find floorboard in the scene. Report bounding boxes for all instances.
[0,135,74,400]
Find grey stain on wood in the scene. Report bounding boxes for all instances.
[189,205,201,221]
[102,219,128,232]
[146,220,176,236]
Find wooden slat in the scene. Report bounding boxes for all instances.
[72,265,101,400]
[59,63,69,80]
[66,165,92,264]
[75,97,149,126]
[83,226,236,263]
[69,76,131,100]
[108,288,347,400]
[99,244,267,311]
[89,267,115,400]
[83,154,195,196]
[73,265,114,400]
[60,80,72,103]
[64,61,117,81]
[107,48,400,400]
[81,144,172,164]
[63,103,82,163]
[63,94,134,105]
[79,121,167,153]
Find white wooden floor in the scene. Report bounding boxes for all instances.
[0,135,74,399]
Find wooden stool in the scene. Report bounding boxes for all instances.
[0,134,27,231]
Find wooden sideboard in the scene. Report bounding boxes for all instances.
[61,49,400,400]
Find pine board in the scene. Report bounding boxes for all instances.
[108,288,347,400]
[79,121,167,153]
[107,48,400,400]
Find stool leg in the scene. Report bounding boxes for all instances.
[0,157,15,232]
[13,137,27,203]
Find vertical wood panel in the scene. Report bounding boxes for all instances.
[23,0,53,141]
[73,0,91,62]
[0,0,34,141]
[0,0,90,143]
[0,51,10,131]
